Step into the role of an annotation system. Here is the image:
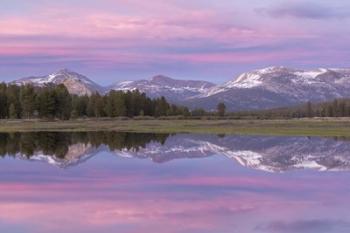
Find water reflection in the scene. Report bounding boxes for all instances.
[1,132,350,233]
[0,132,169,168]
[1,132,350,172]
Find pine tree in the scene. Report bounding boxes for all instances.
[71,95,88,118]
[333,99,339,117]
[104,91,116,117]
[54,84,72,120]
[306,101,313,118]
[36,87,56,119]
[338,100,346,117]
[114,92,126,117]
[87,94,96,117]
[9,103,17,119]
[0,83,8,118]
[327,105,334,117]
[20,85,36,118]
[155,96,169,117]
[7,85,21,119]
[94,93,105,117]
[217,102,226,117]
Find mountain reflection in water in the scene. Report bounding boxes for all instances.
[1,132,350,233]
[1,132,350,172]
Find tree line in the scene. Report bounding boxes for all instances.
[231,99,350,119]
[6,81,348,120]
[0,83,190,119]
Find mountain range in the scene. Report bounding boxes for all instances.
[11,66,350,111]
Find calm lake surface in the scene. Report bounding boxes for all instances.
[1,132,350,233]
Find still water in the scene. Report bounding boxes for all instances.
[1,132,350,233]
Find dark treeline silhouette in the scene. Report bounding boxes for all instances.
[0,131,170,159]
[230,99,350,119]
[0,83,190,119]
[187,99,350,119]
[3,82,349,120]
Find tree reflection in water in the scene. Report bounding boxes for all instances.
[0,132,170,159]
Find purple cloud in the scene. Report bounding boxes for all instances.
[259,2,349,19]
[256,219,350,233]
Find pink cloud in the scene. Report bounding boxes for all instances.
[0,170,349,233]
[0,0,349,80]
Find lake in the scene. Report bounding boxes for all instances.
[1,132,350,233]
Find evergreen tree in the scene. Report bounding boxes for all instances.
[7,85,21,118]
[20,85,36,118]
[104,91,127,117]
[87,94,96,117]
[333,99,339,117]
[114,92,127,117]
[192,108,206,117]
[104,91,116,117]
[155,96,169,117]
[54,84,72,120]
[306,101,313,118]
[0,83,8,118]
[71,95,88,118]
[9,103,17,119]
[36,87,56,119]
[217,102,226,117]
[338,100,346,117]
[94,93,105,117]
[327,105,334,117]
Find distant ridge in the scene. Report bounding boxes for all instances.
[109,74,215,103]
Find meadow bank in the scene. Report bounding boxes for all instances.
[1,118,350,137]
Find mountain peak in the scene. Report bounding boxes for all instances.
[110,74,215,102]
[12,69,103,96]
[255,66,293,74]
[56,68,76,75]
[54,68,88,78]
[151,75,174,82]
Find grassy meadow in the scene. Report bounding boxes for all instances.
[0,118,350,137]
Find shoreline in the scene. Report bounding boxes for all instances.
[0,118,350,136]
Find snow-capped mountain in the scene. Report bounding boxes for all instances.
[109,75,215,102]
[110,134,350,172]
[185,66,350,111]
[12,69,104,96]
[16,143,102,169]
[10,66,350,110]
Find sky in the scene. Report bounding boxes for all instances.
[0,0,350,85]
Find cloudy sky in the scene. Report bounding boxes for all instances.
[0,0,349,84]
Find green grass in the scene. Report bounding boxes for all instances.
[1,118,350,136]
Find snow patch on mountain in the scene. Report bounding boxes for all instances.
[109,75,215,102]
